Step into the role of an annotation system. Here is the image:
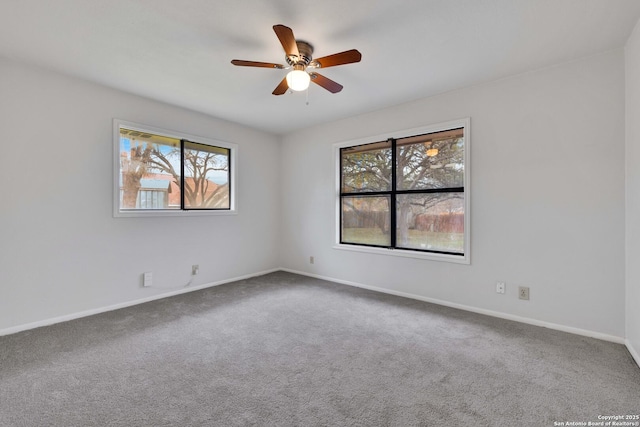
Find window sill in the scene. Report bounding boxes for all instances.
[333,243,470,265]
[114,209,237,218]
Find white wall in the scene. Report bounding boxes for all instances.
[0,47,631,343]
[626,20,640,360]
[280,50,626,338]
[0,59,281,332]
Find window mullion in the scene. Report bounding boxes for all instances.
[180,139,185,210]
[339,148,344,244]
[395,187,464,195]
[390,138,397,249]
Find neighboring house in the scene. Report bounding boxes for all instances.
[137,178,171,209]
[119,171,227,209]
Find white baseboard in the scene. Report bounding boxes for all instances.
[281,268,627,345]
[2,267,632,351]
[626,339,640,368]
[0,268,280,337]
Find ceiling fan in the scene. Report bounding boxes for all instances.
[231,24,362,95]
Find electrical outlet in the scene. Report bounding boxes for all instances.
[309,256,314,264]
[518,286,530,300]
[143,272,152,287]
[192,265,199,275]
[496,281,506,294]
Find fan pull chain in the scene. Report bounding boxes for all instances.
[306,87,310,106]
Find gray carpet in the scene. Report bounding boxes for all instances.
[1,271,638,426]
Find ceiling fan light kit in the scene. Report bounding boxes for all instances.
[231,24,361,95]
[286,66,310,91]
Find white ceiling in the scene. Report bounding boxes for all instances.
[1,0,639,135]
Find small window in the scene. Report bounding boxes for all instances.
[114,120,236,217]
[337,119,470,263]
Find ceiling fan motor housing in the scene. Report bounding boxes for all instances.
[287,41,314,67]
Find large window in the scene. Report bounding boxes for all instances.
[337,119,469,262]
[114,120,236,217]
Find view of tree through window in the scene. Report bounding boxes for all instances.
[340,127,465,255]
[119,127,230,211]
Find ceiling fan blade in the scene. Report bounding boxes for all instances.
[273,25,299,58]
[231,59,285,69]
[309,72,343,93]
[272,77,289,95]
[313,49,362,68]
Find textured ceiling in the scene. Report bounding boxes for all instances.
[1,0,639,135]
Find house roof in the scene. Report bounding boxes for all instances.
[139,179,171,191]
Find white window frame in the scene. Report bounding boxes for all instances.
[113,119,238,218]
[334,118,471,264]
